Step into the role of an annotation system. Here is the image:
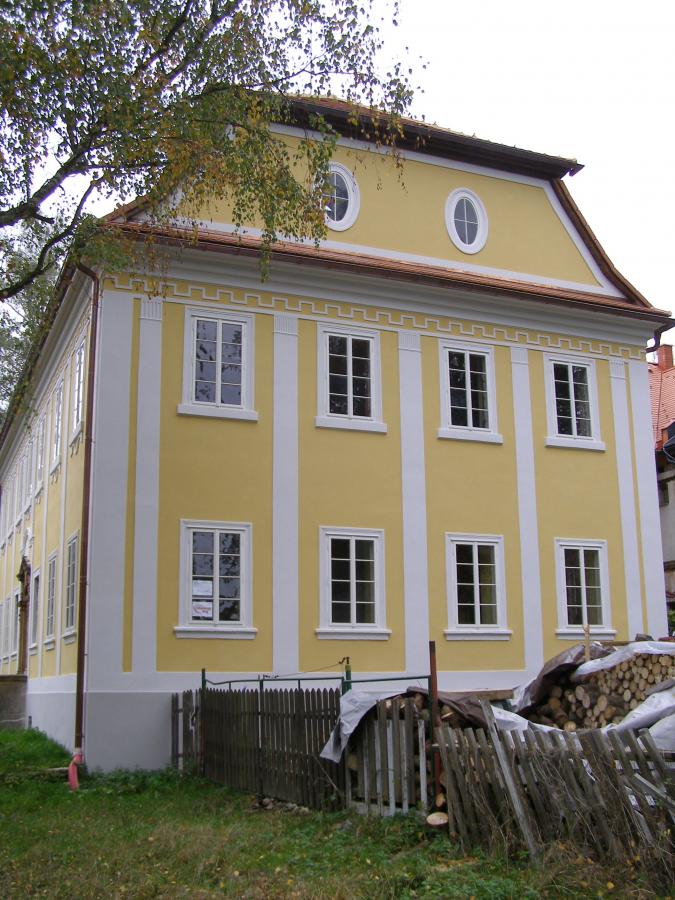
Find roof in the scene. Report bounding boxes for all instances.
[289,97,583,180]
[649,354,675,447]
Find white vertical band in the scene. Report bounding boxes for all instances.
[510,347,544,675]
[132,298,163,674]
[609,360,644,638]
[628,359,668,637]
[398,331,429,674]
[87,290,133,689]
[55,358,71,675]
[272,314,299,675]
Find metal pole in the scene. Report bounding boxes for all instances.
[429,640,441,804]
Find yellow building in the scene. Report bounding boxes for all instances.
[0,99,670,769]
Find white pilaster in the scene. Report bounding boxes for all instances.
[87,290,134,690]
[132,297,163,674]
[609,359,644,639]
[55,358,71,675]
[628,359,668,637]
[272,314,299,675]
[398,331,429,675]
[510,347,544,675]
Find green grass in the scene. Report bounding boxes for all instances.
[0,730,670,899]
[0,728,70,776]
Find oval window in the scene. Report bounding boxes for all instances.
[323,163,360,231]
[445,189,488,254]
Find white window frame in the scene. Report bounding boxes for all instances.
[175,519,256,639]
[63,534,78,640]
[444,533,511,640]
[50,380,64,472]
[178,307,257,421]
[2,598,8,658]
[317,526,390,640]
[35,416,46,493]
[445,188,488,255]
[323,162,360,232]
[554,538,615,639]
[23,440,33,512]
[543,353,604,451]
[437,339,502,444]
[29,569,40,651]
[315,323,386,433]
[11,588,20,657]
[71,340,86,439]
[45,553,57,647]
[15,456,24,525]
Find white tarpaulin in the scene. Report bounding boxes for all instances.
[320,690,401,763]
[571,641,675,681]
[648,713,675,752]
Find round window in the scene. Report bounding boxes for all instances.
[445,188,488,254]
[323,163,360,231]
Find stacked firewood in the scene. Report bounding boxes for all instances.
[525,653,675,731]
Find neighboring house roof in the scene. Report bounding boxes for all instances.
[649,345,675,447]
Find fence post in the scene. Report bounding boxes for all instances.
[342,659,352,694]
[200,670,206,776]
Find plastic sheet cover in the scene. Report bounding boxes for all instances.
[571,641,675,682]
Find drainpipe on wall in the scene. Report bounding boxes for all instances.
[73,263,100,767]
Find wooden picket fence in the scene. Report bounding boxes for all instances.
[435,702,674,863]
[171,687,344,809]
[345,697,430,815]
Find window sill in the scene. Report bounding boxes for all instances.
[444,628,512,641]
[49,459,61,477]
[315,626,391,641]
[545,436,605,452]
[177,403,258,422]
[173,625,257,640]
[437,428,503,445]
[314,416,387,434]
[29,644,38,656]
[555,627,616,640]
[62,629,77,645]
[44,637,55,651]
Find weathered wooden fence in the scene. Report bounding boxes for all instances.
[172,687,344,809]
[435,702,674,864]
[345,697,430,815]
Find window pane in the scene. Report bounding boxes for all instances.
[221,363,242,385]
[355,559,374,581]
[583,549,599,570]
[456,544,473,565]
[328,335,347,355]
[479,583,495,606]
[331,581,350,604]
[352,339,370,359]
[195,381,216,403]
[567,604,583,625]
[458,604,475,624]
[196,320,218,342]
[219,598,240,622]
[221,324,242,348]
[331,559,350,580]
[196,339,217,361]
[219,555,240,577]
[477,545,494,565]
[586,604,603,625]
[331,539,350,559]
[478,563,495,585]
[480,603,497,625]
[456,563,474,585]
[192,578,213,597]
[329,353,348,375]
[331,602,351,623]
[352,377,370,398]
[355,540,374,560]
[352,357,370,377]
[192,600,212,620]
[192,554,213,576]
[219,533,239,555]
[352,397,371,417]
[218,577,240,599]
[220,383,242,405]
[564,548,580,568]
[196,361,216,381]
[329,374,349,396]
[329,395,348,414]
[356,603,375,624]
[457,583,474,605]
[355,581,374,604]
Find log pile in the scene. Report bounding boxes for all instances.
[525,653,675,731]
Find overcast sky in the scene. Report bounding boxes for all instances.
[376,0,674,327]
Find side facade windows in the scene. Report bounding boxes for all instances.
[30,572,40,648]
[45,555,56,642]
[543,353,604,451]
[72,341,85,435]
[316,324,385,433]
[438,341,501,443]
[445,534,511,640]
[555,539,614,638]
[64,536,78,635]
[51,380,64,470]
[317,527,390,639]
[176,520,256,638]
[178,308,257,421]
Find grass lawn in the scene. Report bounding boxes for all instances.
[0,730,670,899]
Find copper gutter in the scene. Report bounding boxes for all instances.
[73,263,100,755]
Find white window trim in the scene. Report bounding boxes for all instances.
[45,552,57,642]
[554,538,615,639]
[177,307,258,422]
[175,518,256,639]
[315,322,386,433]
[543,352,605,451]
[444,533,511,640]
[63,532,79,639]
[70,339,86,443]
[324,162,360,232]
[29,568,40,650]
[316,526,390,640]
[35,416,46,496]
[445,188,488,255]
[50,380,64,474]
[437,339,502,444]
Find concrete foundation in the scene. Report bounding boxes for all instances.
[0,675,27,729]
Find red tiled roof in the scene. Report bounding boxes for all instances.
[648,350,675,446]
